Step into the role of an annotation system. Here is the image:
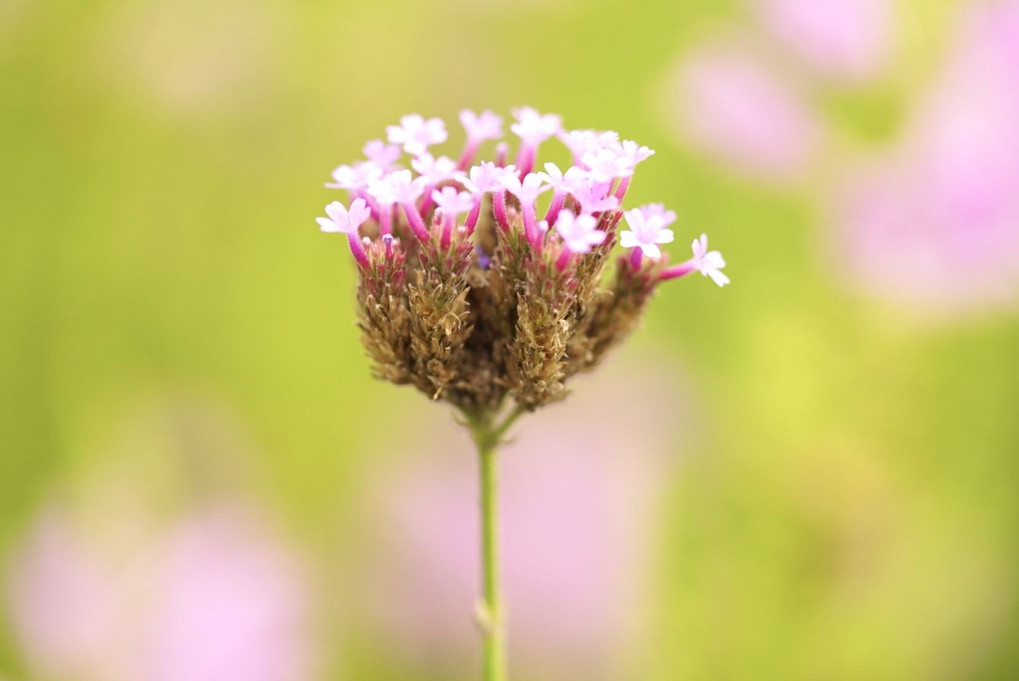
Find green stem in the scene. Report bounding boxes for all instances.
[466,405,522,681]
[479,431,504,681]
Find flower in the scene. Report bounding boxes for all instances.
[581,146,634,183]
[459,161,519,195]
[317,199,371,235]
[431,187,474,218]
[500,172,550,205]
[620,208,674,259]
[830,0,1019,313]
[386,114,448,156]
[6,502,315,681]
[557,129,619,161]
[510,107,562,146]
[638,203,677,228]
[754,0,892,82]
[690,234,730,286]
[363,139,402,169]
[502,172,552,245]
[554,210,606,254]
[537,162,588,194]
[319,107,730,410]
[366,169,426,206]
[667,40,820,181]
[620,140,655,166]
[411,153,459,184]
[570,179,620,215]
[326,162,382,191]
[459,109,503,142]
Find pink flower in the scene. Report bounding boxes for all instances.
[554,210,606,254]
[667,40,820,181]
[5,503,315,681]
[316,199,371,235]
[537,162,590,225]
[537,162,588,195]
[459,109,503,143]
[366,169,426,206]
[754,0,892,82]
[325,162,382,191]
[362,139,402,170]
[570,179,619,215]
[690,234,729,286]
[620,140,655,166]
[581,146,634,183]
[502,172,551,245]
[431,187,474,218]
[511,107,563,175]
[459,162,519,195]
[144,509,312,681]
[386,113,448,156]
[510,106,562,146]
[557,129,619,163]
[831,1,1019,313]
[411,153,458,184]
[500,172,550,206]
[639,203,676,228]
[620,208,674,259]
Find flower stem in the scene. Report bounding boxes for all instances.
[465,405,523,681]
[478,432,504,681]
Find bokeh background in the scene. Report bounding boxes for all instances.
[3,0,1019,679]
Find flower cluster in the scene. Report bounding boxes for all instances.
[318,107,728,412]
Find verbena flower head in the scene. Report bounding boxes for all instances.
[319,107,729,412]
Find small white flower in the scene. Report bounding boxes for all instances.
[638,203,676,228]
[554,210,607,254]
[326,162,382,190]
[411,153,458,184]
[431,187,474,217]
[581,146,634,183]
[366,169,426,206]
[386,114,448,156]
[558,129,619,159]
[691,234,729,286]
[362,139,402,169]
[500,172,551,205]
[460,109,504,142]
[510,107,562,146]
[570,179,619,214]
[619,209,674,259]
[459,162,520,195]
[317,199,372,235]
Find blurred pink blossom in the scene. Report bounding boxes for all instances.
[363,360,687,678]
[754,0,893,82]
[5,503,315,681]
[833,1,1019,311]
[667,39,820,182]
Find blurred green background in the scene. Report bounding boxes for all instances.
[2,0,1018,679]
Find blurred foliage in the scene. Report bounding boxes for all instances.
[1,0,1018,679]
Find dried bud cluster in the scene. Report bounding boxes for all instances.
[318,108,729,414]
